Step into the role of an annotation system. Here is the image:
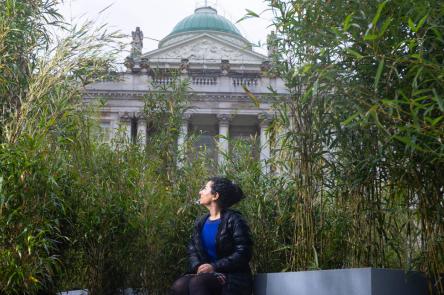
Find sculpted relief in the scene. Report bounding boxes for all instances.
[214,33,249,48]
[149,38,263,63]
[162,33,247,49]
[161,33,194,47]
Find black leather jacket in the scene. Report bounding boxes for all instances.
[188,209,253,294]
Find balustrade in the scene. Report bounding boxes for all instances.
[192,77,217,85]
[232,78,258,87]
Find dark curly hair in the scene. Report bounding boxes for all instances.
[208,176,245,208]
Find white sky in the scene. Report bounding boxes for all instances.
[58,0,274,58]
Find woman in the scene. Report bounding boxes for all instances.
[170,176,253,295]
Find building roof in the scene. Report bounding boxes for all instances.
[168,7,242,37]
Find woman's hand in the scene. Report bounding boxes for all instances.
[197,263,214,273]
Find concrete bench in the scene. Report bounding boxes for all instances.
[253,268,433,295]
[60,268,433,295]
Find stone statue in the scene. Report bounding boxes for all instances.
[267,31,277,58]
[124,56,135,71]
[140,57,150,73]
[221,59,230,75]
[260,60,272,77]
[131,27,143,58]
[180,58,190,74]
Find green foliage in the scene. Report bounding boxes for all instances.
[0,1,123,294]
[0,143,67,294]
[1,0,443,294]
[263,0,444,291]
[0,0,62,140]
[143,73,192,179]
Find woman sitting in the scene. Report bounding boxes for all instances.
[170,176,253,295]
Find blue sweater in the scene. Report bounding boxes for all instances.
[201,217,221,262]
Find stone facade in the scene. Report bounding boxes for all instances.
[84,6,287,170]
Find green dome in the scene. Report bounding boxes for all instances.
[169,7,242,37]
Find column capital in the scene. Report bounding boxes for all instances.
[119,112,133,122]
[135,112,146,120]
[258,112,272,127]
[217,114,233,126]
[182,113,192,121]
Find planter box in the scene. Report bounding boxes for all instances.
[59,289,142,295]
[254,268,433,295]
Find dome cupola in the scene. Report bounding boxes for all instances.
[158,5,250,48]
[170,7,242,36]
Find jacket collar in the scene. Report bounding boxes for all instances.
[197,208,233,229]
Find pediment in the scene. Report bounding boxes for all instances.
[143,33,266,64]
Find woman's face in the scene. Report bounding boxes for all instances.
[199,181,216,206]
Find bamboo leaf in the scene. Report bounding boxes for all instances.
[372,0,388,28]
[393,135,426,152]
[343,13,354,31]
[341,112,360,126]
[313,246,319,269]
[345,48,364,59]
[245,9,260,18]
[379,17,392,36]
[431,116,443,126]
[272,245,292,252]
[408,18,416,32]
[302,63,313,74]
[301,87,313,104]
[242,85,260,107]
[416,13,428,31]
[431,28,443,42]
[367,104,384,129]
[381,99,400,106]
[432,88,444,112]
[374,57,385,92]
[364,33,378,41]
[291,67,299,79]
[330,26,341,36]
[29,275,39,284]
[237,9,260,23]
[98,3,114,14]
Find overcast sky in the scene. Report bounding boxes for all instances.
[57,0,274,57]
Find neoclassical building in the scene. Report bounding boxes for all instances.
[84,5,286,169]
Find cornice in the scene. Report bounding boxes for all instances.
[84,90,273,102]
[191,94,255,102]
[84,90,147,99]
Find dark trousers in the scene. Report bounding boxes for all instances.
[170,273,223,295]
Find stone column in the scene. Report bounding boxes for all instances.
[178,114,191,148]
[137,117,146,145]
[109,112,120,141]
[177,114,191,167]
[119,112,133,143]
[217,114,231,166]
[259,112,272,173]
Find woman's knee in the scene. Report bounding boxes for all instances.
[189,274,221,294]
[170,276,191,295]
